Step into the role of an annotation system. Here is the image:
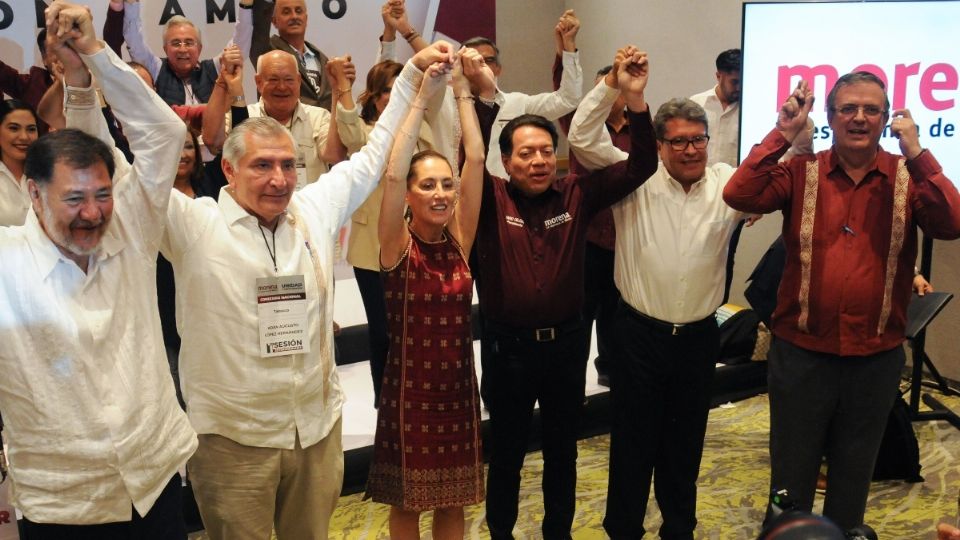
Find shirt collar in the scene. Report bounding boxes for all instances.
[660,165,706,194]
[505,176,563,199]
[24,210,61,279]
[0,161,25,186]
[219,186,289,227]
[258,99,306,126]
[22,209,122,278]
[826,146,885,181]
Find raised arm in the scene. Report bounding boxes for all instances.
[52,20,132,180]
[447,49,485,255]
[320,56,354,164]
[36,77,66,131]
[579,48,657,211]
[379,61,449,268]
[0,61,33,101]
[567,47,632,170]
[897,111,960,239]
[222,0,255,69]
[295,41,455,231]
[381,0,429,55]
[331,55,368,155]
[723,80,814,214]
[202,0,255,74]
[249,0,274,69]
[121,0,163,81]
[522,10,582,120]
[202,46,244,153]
[51,1,185,250]
[103,1,125,55]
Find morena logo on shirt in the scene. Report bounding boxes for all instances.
[544,212,573,230]
[505,216,525,228]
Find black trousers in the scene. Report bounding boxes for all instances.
[21,474,185,540]
[583,242,620,378]
[484,322,590,540]
[353,266,390,407]
[767,338,905,531]
[603,305,719,540]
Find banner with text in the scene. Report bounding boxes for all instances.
[741,1,960,185]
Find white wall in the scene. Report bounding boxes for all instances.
[500,0,960,380]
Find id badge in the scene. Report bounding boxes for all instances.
[257,275,310,358]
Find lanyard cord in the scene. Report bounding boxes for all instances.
[259,223,278,273]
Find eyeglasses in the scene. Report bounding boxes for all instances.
[167,39,198,49]
[662,135,709,151]
[831,104,886,118]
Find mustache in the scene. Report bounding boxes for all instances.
[71,218,105,229]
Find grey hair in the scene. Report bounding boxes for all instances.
[826,71,890,122]
[164,15,203,46]
[256,49,298,74]
[653,98,709,139]
[223,117,297,168]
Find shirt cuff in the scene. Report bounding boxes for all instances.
[64,80,98,110]
[336,101,361,124]
[399,60,425,89]
[761,128,792,154]
[905,147,942,181]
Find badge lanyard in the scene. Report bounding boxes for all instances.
[259,223,278,273]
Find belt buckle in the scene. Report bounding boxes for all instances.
[535,327,556,342]
[672,324,680,336]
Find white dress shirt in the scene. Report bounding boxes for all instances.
[160,60,423,451]
[690,86,740,167]
[568,79,745,323]
[0,47,196,524]
[242,101,331,187]
[612,164,745,323]
[0,161,30,226]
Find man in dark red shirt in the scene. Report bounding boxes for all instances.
[0,30,55,134]
[469,49,658,539]
[724,73,960,532]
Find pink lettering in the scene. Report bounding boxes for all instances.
[777,65,839,111]
[919,63,958,111]
[776,61,959,113]
[851,64,888,87]
[892,63,921,110]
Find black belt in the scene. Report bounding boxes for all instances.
[485,318,583,343]
[621,301,716,336]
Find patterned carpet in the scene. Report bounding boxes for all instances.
[327,388,960,539]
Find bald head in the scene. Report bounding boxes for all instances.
[255,51,301,121]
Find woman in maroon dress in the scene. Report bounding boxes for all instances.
[365,50,488,539]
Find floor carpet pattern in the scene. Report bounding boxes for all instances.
[326,390,960,539]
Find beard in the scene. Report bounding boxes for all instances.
[39,191,107,257]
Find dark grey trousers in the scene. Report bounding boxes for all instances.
[767,337,905,531]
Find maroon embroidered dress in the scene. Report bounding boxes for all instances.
[365,229,484,510]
